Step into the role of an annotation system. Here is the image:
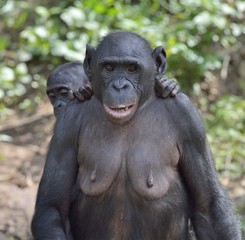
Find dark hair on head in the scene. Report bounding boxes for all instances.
[47,62,85,87]
[96,30,152,53]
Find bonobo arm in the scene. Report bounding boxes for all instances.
[154,76,180,98]
[31,102,81,240]
[174,93,241,240]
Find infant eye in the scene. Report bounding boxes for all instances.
[60,89,68,97]
[127,64,137,73]
[104,63,114,72]
[48,93,56,101]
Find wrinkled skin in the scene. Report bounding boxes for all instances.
[46,62,179,118]
[32,31,241,240]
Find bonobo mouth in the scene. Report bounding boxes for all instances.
[104,103,137,123]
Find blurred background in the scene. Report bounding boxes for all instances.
[0,0,244,239]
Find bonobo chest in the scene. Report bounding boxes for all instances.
[78,100,179,198]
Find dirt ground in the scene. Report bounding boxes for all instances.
[0,103,54,240]
[0,103,244,240]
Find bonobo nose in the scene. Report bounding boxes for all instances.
[112,79,131,91]
[54,101,65,109]
[54,103,62,108]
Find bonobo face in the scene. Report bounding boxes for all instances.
[46,85,73,118]
[46,62,87,118]
[99,55,144,125]
[84,31,166,125]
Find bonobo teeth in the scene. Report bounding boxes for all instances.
[110,105,130,112]
[104,103,137,123]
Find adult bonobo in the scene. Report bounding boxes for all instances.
[46,62,180,118]
[43,61,182,239]
[32,31,241,239]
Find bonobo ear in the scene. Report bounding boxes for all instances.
[152,46,167,77]
[84,44,95,80]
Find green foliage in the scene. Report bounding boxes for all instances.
[205,96,245,180]
[0,0,244,118]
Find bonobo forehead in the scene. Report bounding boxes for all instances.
[95,31,153,63]
[47,62,87,90]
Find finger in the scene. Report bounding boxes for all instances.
[84,84,94,96]
[155,77,177,92]
[161,79,171,90]
[73,90,85,101]
[161,82,176,98]
[170,85,180,97]
[155,78,167,96]
[78,87,93,100]
[67,90,75,100]
[161,77,177,88]
[155,77,167,87]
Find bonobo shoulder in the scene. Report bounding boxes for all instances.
[168,92,206,136]
[174,92,195,111]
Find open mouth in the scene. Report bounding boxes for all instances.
[110,104,134,112]
[104,104,136,120]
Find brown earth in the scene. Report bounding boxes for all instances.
[0,103,54,240]
[0,103,244,240]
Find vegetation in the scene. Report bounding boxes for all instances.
[205,95,245,180]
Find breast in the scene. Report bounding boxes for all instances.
[77,125,125,196]
[126,138,180,199]
[79,163,121,196]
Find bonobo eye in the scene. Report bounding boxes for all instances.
[104,63,115,72]
[48,93,56,102]
[127,64,137,73]
[60,89,69,97]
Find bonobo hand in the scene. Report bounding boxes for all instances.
[154,76,180,98]
[72,83,94,101]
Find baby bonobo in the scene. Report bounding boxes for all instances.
[46,62,180,118]
[46,62,93,118]
[32,31,241,240]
